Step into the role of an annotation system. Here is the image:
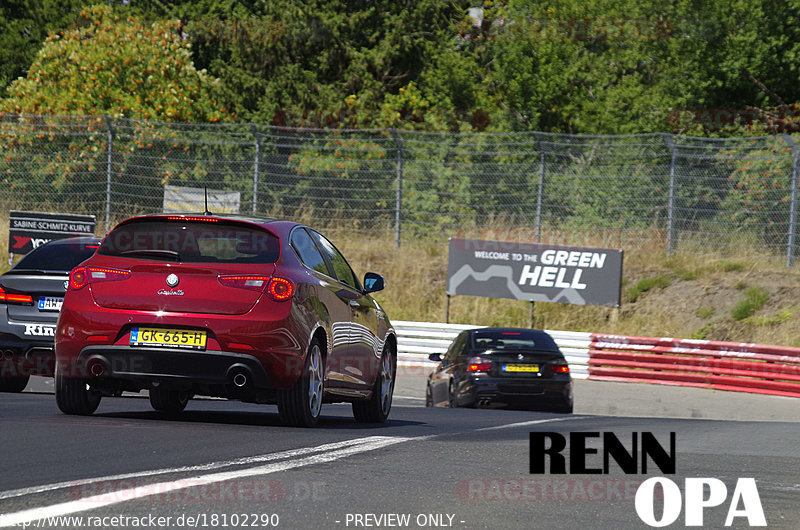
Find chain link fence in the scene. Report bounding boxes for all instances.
[1,114,798,265]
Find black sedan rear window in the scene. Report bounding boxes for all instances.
[13,240,99,272]
[471,330,559,352]
[99,220,280,264]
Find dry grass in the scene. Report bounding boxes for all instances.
[338,237,800,347]
[1,207,797,347]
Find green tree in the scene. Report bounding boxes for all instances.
[389,0,800,135]
[0,5,233,210]
[717,136,797,249]
[162,0,470,125]
[6,1,800,137]
[1,4,228,121]
[0,1,86,91]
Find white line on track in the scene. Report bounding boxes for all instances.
[476,416,581,431]
[0,416,576,528]
[0,436,417,529]
[0,437,382,502]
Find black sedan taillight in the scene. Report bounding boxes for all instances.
[467,357,493,372]
[548,360,570,374]
[0,286,33,305]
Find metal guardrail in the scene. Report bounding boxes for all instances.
[393,320,591,380]
[394,321,800,396]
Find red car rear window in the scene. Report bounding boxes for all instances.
[99,219,280,264]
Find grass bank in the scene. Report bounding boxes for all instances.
[338,237,800,348]
[1,217,797,347]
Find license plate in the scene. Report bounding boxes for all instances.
[502,364,540,373]
[38,296,63,312]
[130,327,207,350]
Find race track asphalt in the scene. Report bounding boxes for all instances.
[0,373,797,529]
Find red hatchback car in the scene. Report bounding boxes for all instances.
[54,214,396,427]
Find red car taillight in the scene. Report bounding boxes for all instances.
[267,277,294,301]
[69,268,87,290]
[69,266,131,290]
[0,286,33,304]
[218,275,270,292]
[89,267,131,282]
[467,357,493,372]
[217,275,294,301]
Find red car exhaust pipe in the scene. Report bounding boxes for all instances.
[233,373,248,388]
[227,364,252,389]
[86,358,106,377]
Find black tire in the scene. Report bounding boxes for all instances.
[55,366,101,415]
[447,381,457,408]
[278,338,324,427]
[424,383,433,407]
[353,344,396,423]
[0,375,30,393]
[149,387,190,413]
[550,398,574,414]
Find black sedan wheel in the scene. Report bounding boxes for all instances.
[0,375,30,393]
[550,397,574,414]
[424,383,433,407]
[447,381,458,408]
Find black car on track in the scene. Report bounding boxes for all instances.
[0,236,101,392]
[426,327,573,413]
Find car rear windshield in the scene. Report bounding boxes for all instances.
[13,240,98,272]
[471,330,558,352]
[98,220,280,264]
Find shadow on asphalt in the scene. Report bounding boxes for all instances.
[92,408,426,429]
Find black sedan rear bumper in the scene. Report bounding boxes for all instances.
[0,333,55,377]
[462,374,573,408]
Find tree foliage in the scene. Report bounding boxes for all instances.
[0,0,86,90]
[1,4,228,121]
[3,1,800,135]
[2,1,800,256]
[153,0,470,127]
[399,0,800,134]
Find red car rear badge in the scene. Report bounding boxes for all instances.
[166,274,179,287]
[158,288,184,296]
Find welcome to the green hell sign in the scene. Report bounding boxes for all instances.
[447,238,623,308]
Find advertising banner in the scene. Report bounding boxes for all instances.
[8,211,97,255]
[163,185,241,214]
[446,238,623,307]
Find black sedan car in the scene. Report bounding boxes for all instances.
[426,327,573,413]
[0,237,101,392]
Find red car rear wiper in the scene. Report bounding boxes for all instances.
[118,249,180,261]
